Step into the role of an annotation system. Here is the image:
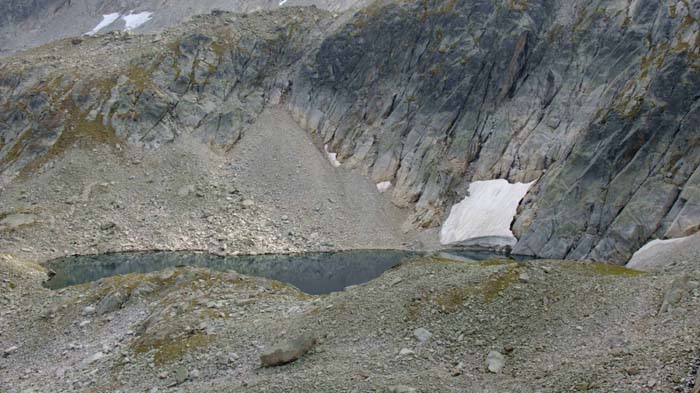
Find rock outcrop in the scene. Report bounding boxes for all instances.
[1,0,699,263]
[288,0,700,263]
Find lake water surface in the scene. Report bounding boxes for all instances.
[43,249,513,294]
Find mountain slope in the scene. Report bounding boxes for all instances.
[0,0,367,56]
[0,0,699,264]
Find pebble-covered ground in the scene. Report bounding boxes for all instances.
[1,253,698,392]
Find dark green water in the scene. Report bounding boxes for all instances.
[43,249,510,294]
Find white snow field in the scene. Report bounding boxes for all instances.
[440,179,534,245]
[122,11,153,31]
[85,13,121,35]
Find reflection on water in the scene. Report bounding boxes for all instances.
[43,249,511,294]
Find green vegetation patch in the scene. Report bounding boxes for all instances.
[134,333,215,366]
[562,261,646,276]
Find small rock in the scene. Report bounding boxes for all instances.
[519,272,530,283]
[157,371,168,379]
[3,346,18,358]
[387,385,417,393]
[168,366,188,387]
[189,369,200,379]
[79,320,91,327]
[241,199,255,208]
[647,379,657,388]
[96,291,128,315]
[413,328,432,343]
[260,335,317,367]
[99,222,117,231]
[177,185,196,197]
[486,351,505,373]
[624,367,640,376]
[398,348,415,357]
[83,306,96,316]
[87,352,105,364]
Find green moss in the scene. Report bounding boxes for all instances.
[479,258,514,267]
[434,285,473,312]
[134,333,215,366]
[507,0,529,11]
[0,127,32,169]
[19,99,120,178]
[482,266,520,302]
[561,261,646,276]
[586,262,646,276]
[126,65,154,92]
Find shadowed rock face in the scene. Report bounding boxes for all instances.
[288,0,700,263]
[1,0,699,264]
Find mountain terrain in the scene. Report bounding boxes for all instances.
[0,0,699,392]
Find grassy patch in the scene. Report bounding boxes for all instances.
[561,261,646,276]
[482,265,520,302]
[134,333,215,366]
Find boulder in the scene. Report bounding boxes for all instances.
[260,334,317,367]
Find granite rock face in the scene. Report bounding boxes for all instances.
[288,0,700,263]
[2,1,699,264]
[0,8,331,182]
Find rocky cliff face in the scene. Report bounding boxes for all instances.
[1,0,699,264]
[0,8,331,183]
[289,0,700,263]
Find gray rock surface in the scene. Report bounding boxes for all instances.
[260,334,317,367]
[486,350,505,373]
[287,0,700,263]
[0,0,699,266]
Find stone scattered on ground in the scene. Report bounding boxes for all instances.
[260,335,318,367]
[1,249,699,392]
[486,351,505,373]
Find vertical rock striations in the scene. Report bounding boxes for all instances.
[288,0,700,263]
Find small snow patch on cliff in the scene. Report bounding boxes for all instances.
[324,145,341,168]
[123,11,153,31]
[376,182,392,193]
[85,13,121,36]
[440,179,534,245]
[279,0,289,5]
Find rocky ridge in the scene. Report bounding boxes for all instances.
[2,1,699,264]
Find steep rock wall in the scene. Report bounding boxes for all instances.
[288,0,700,263]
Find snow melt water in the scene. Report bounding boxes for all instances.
[85,13,121,36]
[440,179,534,245]
[122,11,153,31]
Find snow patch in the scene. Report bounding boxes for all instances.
[122,11,153,31]
[627,234,697,270]
[279,0,288,5]
[85,13,121,36]
[324,145,341,168]
[440,179,534,245]
[376,181,392,193]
